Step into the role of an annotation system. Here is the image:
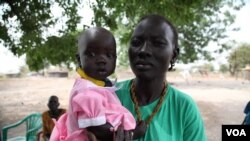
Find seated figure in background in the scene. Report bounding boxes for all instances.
[42,95,66,141]
[243,101,250,125]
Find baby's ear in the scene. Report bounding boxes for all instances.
[75,53,80,60]
[75,53,82,68]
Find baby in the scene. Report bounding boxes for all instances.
[50,27,136,141]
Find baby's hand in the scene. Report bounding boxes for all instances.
[113,125,133,141]
[87,122,113,141]
[132,121,147,139]
[87,131,99,141]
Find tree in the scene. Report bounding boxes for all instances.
[92,0,245,64]
[0,0,245,71]
[19,65,30,77]
[228,43,250,76]
[219,64,229,73]
[202,63,215,72]
[25,32,79,71]
[0,0,80,53]
[0,0,81,71]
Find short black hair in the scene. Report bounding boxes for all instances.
[139,14,180,71]
[49,95,58,102]
[78,27,116,52]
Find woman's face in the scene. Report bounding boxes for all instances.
[129,18,175,80]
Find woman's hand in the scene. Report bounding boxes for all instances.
[132,121,147,139]
[113,126,133,141]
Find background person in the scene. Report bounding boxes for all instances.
[242,101,250,125]
[42,95,66,141]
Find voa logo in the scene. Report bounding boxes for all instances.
[226,129,246,136]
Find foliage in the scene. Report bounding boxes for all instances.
[19,65,30,77]
[219,64,229,73]
[199,63,215,72]
[25,32,79,71]
[0,0,245,71]
[0,0,81,71]
[228,43,250,76]
[114,24,130,67]
[92,0,245,64]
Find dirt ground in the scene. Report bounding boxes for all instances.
[0,71,250,141]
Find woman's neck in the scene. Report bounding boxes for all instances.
[134,76,166,106]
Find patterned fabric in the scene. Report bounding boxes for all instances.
[243,101,250,125]
[243,113,250,125]
[244,101,250,114]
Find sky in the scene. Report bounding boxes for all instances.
[226,0,250,43]
[0,1,250,74]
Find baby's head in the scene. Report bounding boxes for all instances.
[77,27,117,81]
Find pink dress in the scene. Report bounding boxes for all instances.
[50,78,136,141]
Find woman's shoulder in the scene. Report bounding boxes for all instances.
[115,79,132,98]
[116,79,132,88]
[168,85,198,107]
[168,85,203,125]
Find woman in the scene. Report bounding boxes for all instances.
[89,14,207,141]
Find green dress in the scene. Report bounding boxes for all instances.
[116,79,207,141]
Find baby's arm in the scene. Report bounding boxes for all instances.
[87,122,113,141]
[72,90,106,128]
[71,89,114,140]
[87,121,147,140]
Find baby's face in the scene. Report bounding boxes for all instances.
[79,30,116,80]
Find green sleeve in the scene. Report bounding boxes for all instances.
[183,99,207,141]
